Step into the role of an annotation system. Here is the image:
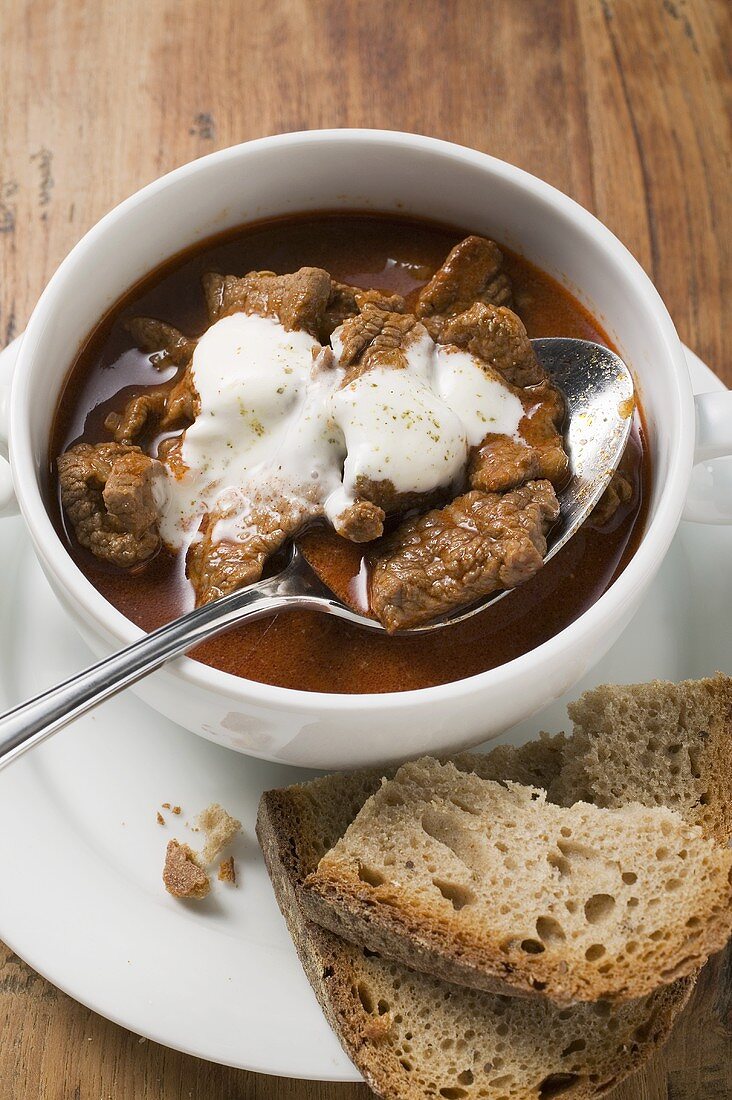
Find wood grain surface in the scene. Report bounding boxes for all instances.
[0,0,729,1097]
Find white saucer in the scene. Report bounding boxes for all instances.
[0,348,729,1081]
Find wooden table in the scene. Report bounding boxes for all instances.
[0,1,729,1096]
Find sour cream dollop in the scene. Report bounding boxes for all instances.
[159,313,344,547]
[324,326,525,524]
[159,312,526,548]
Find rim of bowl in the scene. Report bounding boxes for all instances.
[10,128,694,713]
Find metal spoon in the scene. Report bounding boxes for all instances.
[0,338,633,769]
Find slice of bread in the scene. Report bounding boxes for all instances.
[301,758,732,1004]
[552,674,732,846]
[257,743,693,1100]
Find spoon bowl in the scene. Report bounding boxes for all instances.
[0,338,633,766]
[299,337,635,634]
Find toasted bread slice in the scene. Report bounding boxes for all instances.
[257,740,692,1100]
[301,757,732,1004]
[552,674,732,846]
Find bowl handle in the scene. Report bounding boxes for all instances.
[0,336,21,519]
[683,390,732,525]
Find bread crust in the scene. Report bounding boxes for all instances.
[256,738,694,1100]
[301,761,732,1005]
[557,674,732,847]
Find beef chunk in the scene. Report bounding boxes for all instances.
[468,435,544,493]
[186,495,312,605]
[104,389,169,444]
[470,382,568,492]
[518,381,568,483]
[438,302,545,388]
[57,442,165,568]
[370,480,560,632]
[324,283,407,340]
[590,470,634,527]
[416,236,513,336]
[332,498,386,542]
[162,367,200,425]
[187,527,277,606]
[337,301,419,377]
[358,476,448,517]
[126,317,196,368]
[104,368,198,444]
[105,320,197,443]
[156,436,188,479]
[202,267,332,335]
[189,486,387,604]
[103,453,163,536]
[321,281,360,339]
[354,288,407,313]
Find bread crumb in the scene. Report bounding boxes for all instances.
[218,856,236,884]
[162,802,171,810]
[156,811,165,825]
[163,839,210,899]
[196,803,241,863]
[171,805,182,815]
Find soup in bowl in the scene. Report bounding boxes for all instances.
[49,213,649,694]
[2,131,719,768]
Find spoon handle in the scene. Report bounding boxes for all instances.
[0,570,298,770]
